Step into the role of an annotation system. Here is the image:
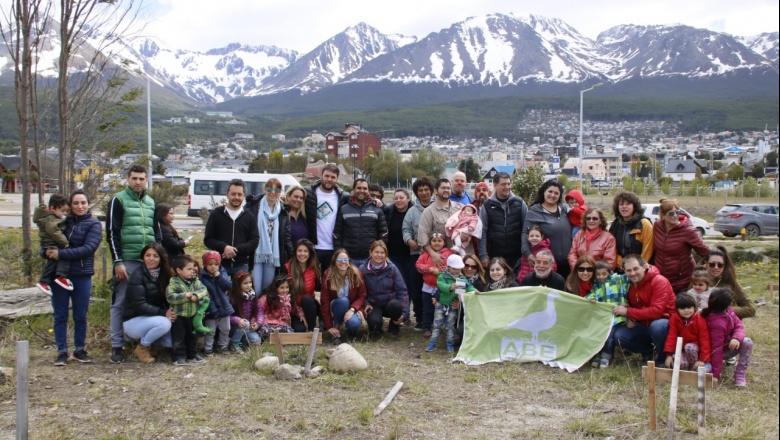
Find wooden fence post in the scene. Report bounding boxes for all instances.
[16,340,29,440]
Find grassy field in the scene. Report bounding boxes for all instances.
[0,232,777,439]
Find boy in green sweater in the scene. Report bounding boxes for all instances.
[166,255,209,366]
[427,255,477,353]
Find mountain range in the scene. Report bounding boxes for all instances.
[0,13,777,113]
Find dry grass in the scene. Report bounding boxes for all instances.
[0,235,777,439]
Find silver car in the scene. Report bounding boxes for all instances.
[714,203,780,237]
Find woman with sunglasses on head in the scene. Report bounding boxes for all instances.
[320,249,368,345]
[565,255,597,297]
[245,178,293,291]
[704,246,755,319]
[567,208,617,271]
[653,198,710,294]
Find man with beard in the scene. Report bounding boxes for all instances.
[304,163,348,271]
[449,171,472,204]
[333,178,388,268]
[418,179,464,267]
[204,178,260,276]
[519,250,565,290]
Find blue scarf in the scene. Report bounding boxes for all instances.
[255,196,281,266]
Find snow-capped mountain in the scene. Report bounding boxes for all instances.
[737,32,779,64]
[246,22,416,95]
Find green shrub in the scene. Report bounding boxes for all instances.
[729,250,763,264]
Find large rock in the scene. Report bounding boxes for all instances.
[327,344,368,372]
[254,355,279,372]
[275,364,303,380]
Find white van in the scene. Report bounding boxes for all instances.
[187,171,301,217]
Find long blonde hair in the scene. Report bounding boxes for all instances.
[325,249,363,291]
[285,185,306,219]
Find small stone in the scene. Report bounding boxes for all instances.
[274,364,303,380]
[198,393,208,398]
[184,373,195,379]
[305,366,323,378]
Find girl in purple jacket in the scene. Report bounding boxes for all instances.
[702,288,753,387]
[227,271,262,352]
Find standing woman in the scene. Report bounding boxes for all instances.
[567,208,617,270]
[384,189,412,291]
[245,178,293,291]
[285,186,309,245]
[122,243,175,363]
[360,241,409,337]
[608,191,654,270]
[320,249,368,345]
[653,198,710,294]
[284,239,321,331]
[704,246,755,319]
[155,203,189,263]
[523,180,572,279]
[45,190,102,365]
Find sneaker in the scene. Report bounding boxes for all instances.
[332,337,344,346]
[173,358,186,366]
[446,343,454,353]
[54,352,68,366]
[228,343,245,354]
[413,322,424,332]
[590,357,600,368]
[110,347,125,364]
[70,350,93,363]
[725,357,737,366]
[187,355,205,364]
[215,346,227,355]
[423,330,432,339]
[54,277,74,291]
[36,282,52,296]
[599,358,610,369]
[735,376,747,387]
[202,349,214,358]
[425,341,436,352]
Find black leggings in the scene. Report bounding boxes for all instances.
[295,295,319,331]
[366,300,403,333]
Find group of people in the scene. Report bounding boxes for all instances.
[39,164,755,384]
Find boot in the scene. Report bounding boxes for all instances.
[192,297,213,334]
[134,344,156,363]
[734,357,748,387]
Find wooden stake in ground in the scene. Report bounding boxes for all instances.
[373,381,404,416]
[304,328,319,373]
[17,340,29,440]
[667,337,683,440]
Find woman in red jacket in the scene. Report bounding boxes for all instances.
[320,249,367,345]
[567,208,617,270]
[284,239,321,331]
[653,198,710,294]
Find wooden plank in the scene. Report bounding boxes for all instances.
[16,341,28,440]
[272,329,284,364]
[373,381,404,416]
[268,332,323,345]
[304,329,320,373]
[697,366,707,435]
[647,361,657,431]
[668,337,683,440]
[642,367,714,388]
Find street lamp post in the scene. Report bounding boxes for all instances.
[579,82,603,190]
[146,75,153,190]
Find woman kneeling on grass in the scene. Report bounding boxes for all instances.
[320,249,367,345]
[123,243,175,363]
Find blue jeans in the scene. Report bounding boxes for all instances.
[330,296,362,334]
[111,260,142,348]
[600,324,622,360]
[613,318,669,363]
[252,262,277,292]
[51,275,91,353]
[123,315,172,347]
[430,303,457,346]
[230,324,262,345]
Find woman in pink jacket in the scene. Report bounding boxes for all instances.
[567,208,617,270]
[653,199,710,294]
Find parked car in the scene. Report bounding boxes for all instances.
[643,203,710,237]
[47,185,60,193]
[714,203,780,237]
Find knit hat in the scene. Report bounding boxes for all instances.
[446,254,465,269]
[202,250,221,267]
[474,182,491,197]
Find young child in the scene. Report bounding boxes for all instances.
[586,261,629,368]
[257,274,306,341]
[200,251,235,356]
[702,288,754,387]
[429,255,477,353]
[517,226,557,282]
[565,189,587,237]
[486,257,519,291]
[166,254,209,365]
[687,270,712,312]
[228,271,262,352]
[445,205,482,256]
[663,293,711,372]
[415,233,453,337]
[33,194,73,294]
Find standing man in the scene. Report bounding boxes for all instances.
[204,179,259,276]
[612,254,676,363]
[478,172,527,272]
[450,171,472,204]
[304,163,347,271]
[402,177,435,331]
[106,165,157,364]
[334,178,388,268]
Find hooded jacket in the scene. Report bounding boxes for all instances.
[653,215,710,293]
[564,190,587,228]
[200,266,236,319]
[33,204,68,247]
[705,307,746,379]
[626,265,676,327]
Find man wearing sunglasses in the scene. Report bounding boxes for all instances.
[333,178,388,268]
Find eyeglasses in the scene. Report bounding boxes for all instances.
[464,264,478,270]
[585,216,600,221]
[665,210,680,217]
[577,267,595,273]
[266,187,282,193]
[708,262,725,269]
[336,257,350,263]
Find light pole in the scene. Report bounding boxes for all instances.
[146,75,153,190]
[579,82,603,190]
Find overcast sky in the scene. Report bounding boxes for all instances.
[143,0,779,53]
